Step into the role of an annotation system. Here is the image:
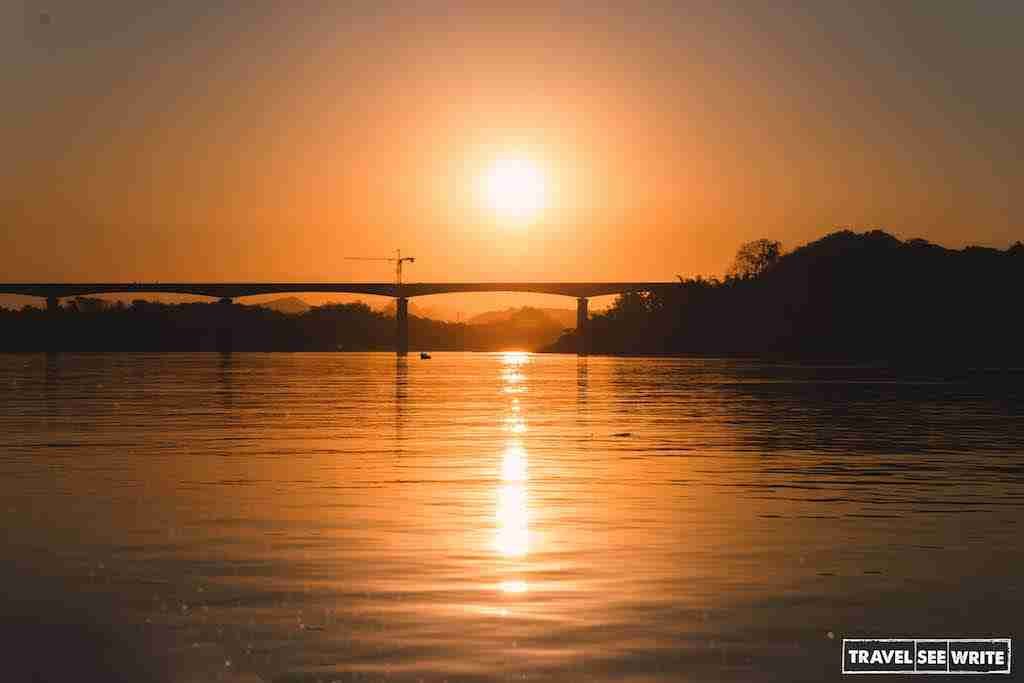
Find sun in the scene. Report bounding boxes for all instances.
[480,157,547,221]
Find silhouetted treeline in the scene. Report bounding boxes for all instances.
[548,230,1024,359]
[5,230,1021,357]
[0,300,567,352]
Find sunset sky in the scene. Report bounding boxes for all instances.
[2,1,1021,311]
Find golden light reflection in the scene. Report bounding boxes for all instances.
[504,416,527,434]
[495,477,529,557]
[499,580,528,594]
[501,368,524,384]
[495,353,532,597]
[501,443,527,482]
[502,351,529,365]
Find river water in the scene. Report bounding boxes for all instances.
[1,353,1022,682]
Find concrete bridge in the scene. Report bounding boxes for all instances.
[0,282,676,354]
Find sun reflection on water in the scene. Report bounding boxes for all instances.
[501,443,528,482]
[496,354,532,596]
[504,416,527,433]
[499,579,528,594]
[501,351,529,365]
[495,446,530,558]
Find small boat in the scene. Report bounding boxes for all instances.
[420,352,431,360]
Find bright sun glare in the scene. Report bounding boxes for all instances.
[480,157,547,221]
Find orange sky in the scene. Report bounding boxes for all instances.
[2,2,1021,313]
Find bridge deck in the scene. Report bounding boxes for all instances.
[0,282,676,300]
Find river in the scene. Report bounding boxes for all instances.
[1,353,1022,682]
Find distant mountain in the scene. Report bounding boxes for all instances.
[379,300,446,320]
[259,297,311,314]
[468,306,576,329]
[424,306,567,350]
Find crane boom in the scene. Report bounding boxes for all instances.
[344,249,416,285]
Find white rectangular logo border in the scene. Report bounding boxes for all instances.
[841,638,1012,675]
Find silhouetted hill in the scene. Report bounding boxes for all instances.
[547,230,1024,359]
[258,296,310,314]
[379,299,446,320]
[468,306,576,329]
[411,306,565,351]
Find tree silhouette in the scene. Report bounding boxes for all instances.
[728,239,782,279]
[547,230,1023,360]
[0,300,571,352]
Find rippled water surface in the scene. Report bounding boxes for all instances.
[2,353,1023,682]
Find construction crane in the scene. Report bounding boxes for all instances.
[345,249,416,285]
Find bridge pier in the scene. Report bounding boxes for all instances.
[44,296,61,353]
[396,297,409,355]
[576,297,589,355]
[216,297,234,352]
